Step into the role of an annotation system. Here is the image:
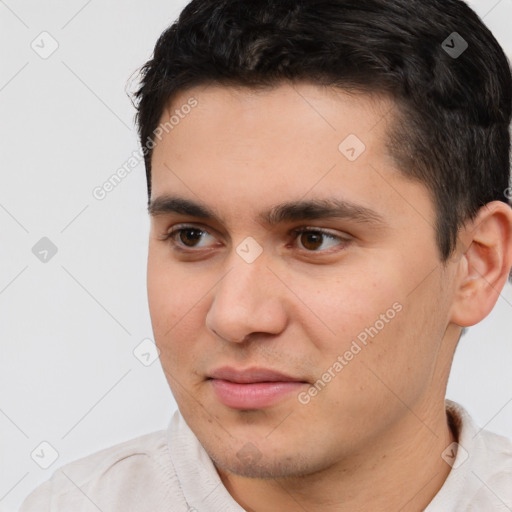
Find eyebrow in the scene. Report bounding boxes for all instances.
[148,195,386,228]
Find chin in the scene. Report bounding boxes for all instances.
[207,443,321,480]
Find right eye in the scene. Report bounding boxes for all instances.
[163,225,219,250]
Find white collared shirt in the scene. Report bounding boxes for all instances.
[20,400,512,511]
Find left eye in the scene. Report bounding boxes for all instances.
[292,228,345,252]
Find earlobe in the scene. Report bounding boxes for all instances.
[449,201,512,327]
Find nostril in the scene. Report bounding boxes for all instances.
[211,327,250,344]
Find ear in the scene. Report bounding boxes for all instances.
[449,201,512,327]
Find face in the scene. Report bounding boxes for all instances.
[147,83,459,478]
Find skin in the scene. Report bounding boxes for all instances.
[147,82,512,511]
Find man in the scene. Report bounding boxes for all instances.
[20,0,512,510]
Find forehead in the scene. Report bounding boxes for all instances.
[152,83,392,179]
[159,82,396,149]
[149,82,432,227]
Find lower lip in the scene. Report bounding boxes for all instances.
[209,379,305,409]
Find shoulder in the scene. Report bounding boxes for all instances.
[447,399,512,471]
[427,400,512,511]
[19,428,187,512]
[468,420,512,508]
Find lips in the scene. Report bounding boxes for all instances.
[209,367,305,383]
[208,367,308,409]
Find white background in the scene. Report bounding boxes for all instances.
[0,1,511,510]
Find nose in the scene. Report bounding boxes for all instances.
[205,256,288,344]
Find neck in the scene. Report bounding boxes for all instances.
[217,399,456,512]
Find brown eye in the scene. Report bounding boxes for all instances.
[178,228,205,247]
[293,228,349,252]
[299,231,324,251]
[163,225,218,250]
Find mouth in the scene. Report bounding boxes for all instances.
[207,367,308,409]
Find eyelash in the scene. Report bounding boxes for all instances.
[160,224,351,254]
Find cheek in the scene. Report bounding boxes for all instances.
[147,248,215,374]
[296,261,438,395]
[297,267,402,354]
[147,248,196,343]
[337,279,446,406]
